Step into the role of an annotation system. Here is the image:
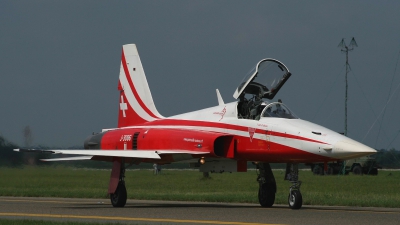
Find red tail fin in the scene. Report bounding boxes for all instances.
[117,44,163,127]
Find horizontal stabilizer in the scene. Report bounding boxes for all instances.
[13,148,55,154]
[41,156,93,161]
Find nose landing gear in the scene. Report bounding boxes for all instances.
[285,163,302,209]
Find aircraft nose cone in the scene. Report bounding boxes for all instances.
[333,139,376,160]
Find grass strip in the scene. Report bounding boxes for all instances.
[1,166,399,207]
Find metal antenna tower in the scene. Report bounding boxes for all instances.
[338,37,358,136]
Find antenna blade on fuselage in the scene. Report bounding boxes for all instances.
[216,89,224,106]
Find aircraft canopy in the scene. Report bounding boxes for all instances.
[261,102,298,119]
[233,59,291,100]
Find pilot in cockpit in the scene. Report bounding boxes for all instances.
[274,99,286,115]
[264,106,272,116]
[255,102,267,120]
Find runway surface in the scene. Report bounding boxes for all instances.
[1,197,399,225]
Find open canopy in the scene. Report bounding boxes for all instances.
[233,59,291,100]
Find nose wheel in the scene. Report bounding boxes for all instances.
[285,163,302,209]
[288,185,302,209]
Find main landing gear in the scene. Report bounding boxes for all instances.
[110,160,127,207]
[256,162,303,209]
[285,163,302,209]
[111,180,127,207]
[256,163,276,207]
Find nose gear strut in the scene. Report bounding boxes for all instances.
[285,163,302,209]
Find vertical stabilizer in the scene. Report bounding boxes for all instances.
[117,44,163,127]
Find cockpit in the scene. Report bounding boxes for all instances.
[233,58,295,120]
[261,102,297,119]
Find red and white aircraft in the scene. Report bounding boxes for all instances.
[15,44,376,209]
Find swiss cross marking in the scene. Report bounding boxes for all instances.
[120,95,128,117]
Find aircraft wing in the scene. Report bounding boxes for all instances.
[13,148,210,161]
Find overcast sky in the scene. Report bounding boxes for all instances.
[1,1,399,150]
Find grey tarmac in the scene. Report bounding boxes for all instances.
[0,197,399,225]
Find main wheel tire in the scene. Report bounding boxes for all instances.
[352,165,363,175]
[288,190,302,210]
[258,184,275,207]
[110,182,127,207]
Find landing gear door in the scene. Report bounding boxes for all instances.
[233,59,291,100]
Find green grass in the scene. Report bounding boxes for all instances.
[1,166,400,207]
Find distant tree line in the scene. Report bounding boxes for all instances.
[1,134,400,169]
[0,135,21,166]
